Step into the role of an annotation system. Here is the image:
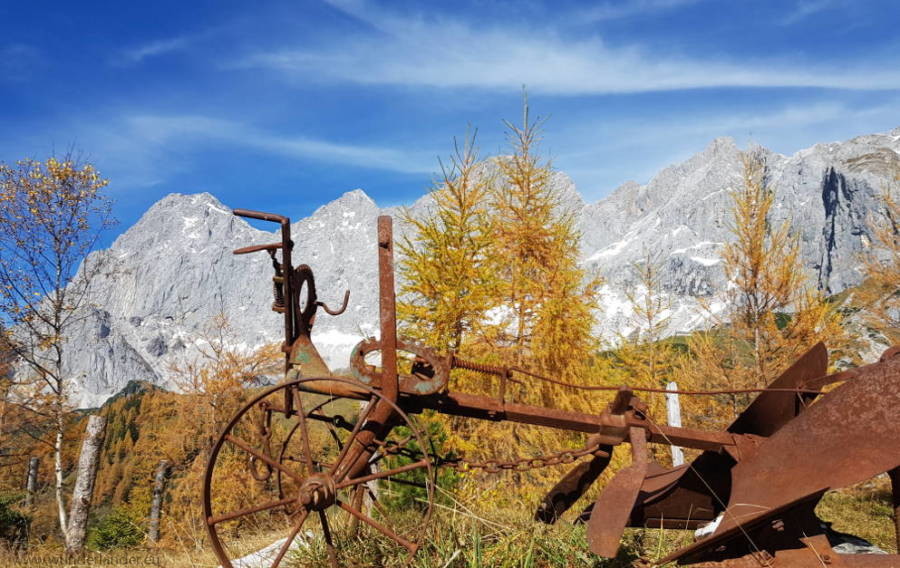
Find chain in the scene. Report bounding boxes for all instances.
[440,439,608,474]
[448,353,827,396]
[371,436,609,475]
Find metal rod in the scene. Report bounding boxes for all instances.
[271,509,309,568]
[207,496,296,526]
[337,500,418,554]
[289,385,737,452]
[336,459,430,490]
[280,217,294,362]
[412,390,736,451]
[377,216,399,403]
[224,434,304,482]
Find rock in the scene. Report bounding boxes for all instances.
[57,129,899,407]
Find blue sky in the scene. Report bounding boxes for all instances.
[2,0,899,242]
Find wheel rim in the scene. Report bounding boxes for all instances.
[204,377,435,568]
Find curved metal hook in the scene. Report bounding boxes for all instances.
[317,289,350,316]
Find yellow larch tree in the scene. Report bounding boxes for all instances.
[165,312,281,548]
[685,152,845,425]
[397,101,606,502]
[846,150,899,344]
[169,312,281,455]
[485,99,603,410]
[613,251,684,433]
[398,132,499,353]
[615,250,682,386]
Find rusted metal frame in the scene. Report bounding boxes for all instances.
[406,390,737,451]
[377,215,399,404]
[291,381,738,452]
[231,209,294,361]
[587,426,650,556]
[327,216,401,484]
[534,389,636,524]
[296,374,738,451]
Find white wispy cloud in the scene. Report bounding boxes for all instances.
[577,0,703,22]
[779,0,838,26]
[235,0,900,94]
[122,115,434,174]
[117,36,193,65]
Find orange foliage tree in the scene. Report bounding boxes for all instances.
[685,152,845,425]
[846,150,899,344]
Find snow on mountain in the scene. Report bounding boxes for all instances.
[62,128,900,406]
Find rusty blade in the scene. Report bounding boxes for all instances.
[722,353,900,532]
[535,450,613,524]
[663,352,900,566]
[728,341,827,437]
[587,427,648,557]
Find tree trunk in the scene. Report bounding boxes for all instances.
[25,456,39,508]
[54,403,69,542]
[65,414,106,555]
[148,460,169,543]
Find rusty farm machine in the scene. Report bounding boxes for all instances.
[203,208,900,567]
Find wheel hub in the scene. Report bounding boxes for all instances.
[297,472,336,511]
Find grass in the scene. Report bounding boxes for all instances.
[816,476,898,555]
[2,477,895,568]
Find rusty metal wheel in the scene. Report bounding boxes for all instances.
[204,377,435,568]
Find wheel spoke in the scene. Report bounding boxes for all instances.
[293,388,317,473]
[207,496,295,525]
[337,500,418,554]
[348,483,365,536]
[318,510,339,568]
[284,455,335,472]
[364,486,390,519]
[336,459,429,490]
[271,508,310,568]
[330,396,377,476]
[225,434,304,483]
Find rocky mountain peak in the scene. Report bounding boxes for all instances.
[58,127,899,407]
[704,136,739,156]
[110,191,243,254]
[312,189,378,215]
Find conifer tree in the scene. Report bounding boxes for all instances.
[685,152,844,424]
[613,251,683,457]
[616,250,680,387]
[487,99,602,407]
[846,151,899,344]
[169,313,281,454]
[398,133,498,352]
[397,101,604,482]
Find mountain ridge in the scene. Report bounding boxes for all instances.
[58,127,899,407]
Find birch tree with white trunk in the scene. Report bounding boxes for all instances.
[65,415,106,554]
[0,155,115,545]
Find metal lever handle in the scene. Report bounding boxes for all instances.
[233,208,289,225]
[316,290,350,315]
[232,242,283,255]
